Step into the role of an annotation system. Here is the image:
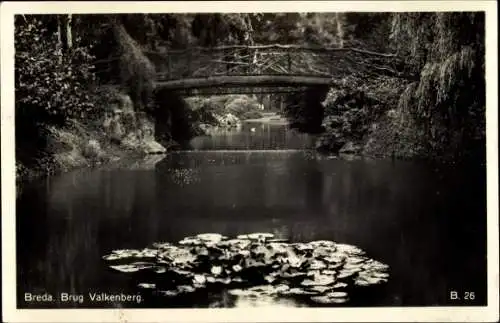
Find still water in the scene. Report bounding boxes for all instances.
[16,121,487,308]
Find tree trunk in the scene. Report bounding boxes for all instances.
[57,16,62,64]
[66,14,73,49]
[335,13,344,48]
[60,14,72,53]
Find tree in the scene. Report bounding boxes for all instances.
[390,12,485,160]
[15,15,97,124]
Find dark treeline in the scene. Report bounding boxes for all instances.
[15,12,486,180]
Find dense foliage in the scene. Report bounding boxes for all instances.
[390,12,485,160]
[15,16,97,123]
[15,12,486,181]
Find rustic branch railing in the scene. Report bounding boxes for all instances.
[144,45,410,84]
[93,44,413,92]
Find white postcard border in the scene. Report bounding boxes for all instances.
[1,1,498,322]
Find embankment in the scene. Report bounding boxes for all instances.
[16,89,168,185]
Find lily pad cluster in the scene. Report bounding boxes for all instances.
[102,233,389,305]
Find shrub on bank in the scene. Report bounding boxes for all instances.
[15,17,97,124]
[240,110,264,120]
[317,75,410,157]
[186,95,264,133]
[225,96,261,119]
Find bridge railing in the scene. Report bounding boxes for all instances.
[146,45,408,82]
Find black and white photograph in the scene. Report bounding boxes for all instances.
[1,1,498,322]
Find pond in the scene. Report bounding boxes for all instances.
[16,119,487,308]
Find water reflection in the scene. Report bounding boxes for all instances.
[16,123,487,308]
[189,122,317,151]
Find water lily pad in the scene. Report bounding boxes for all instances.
[103,249,141,260]
[193,274,206,285]
[287,255,306,268]
[293,243,314,251]
[109,263,153,273]
[301,274,335,286]
[152,242,173,249]
[309,260,327,270]
[196,233,226,243]
[333,282,348,289]
[137,248,158,258]
[138,283,156,289]
[343,263,363,271]
[356,275,388,285]
[321,269,337,276]
[157,290,178,297]
[347,255,366,263]
[228,289,253,296]
[172,269,194,277]
[308,285,333,293]
[247,285,279,295]
[323,255,346,264]
[232,264,243,272]
[371,272,390,278]
[211,266,223,276]
[363,260,389,271]
[310,295,349,304]
[275,284,290,293]
[313,247,336,258]
[232,277,244,283]
[280,271,307,279]
[251,244,271,255]
[354,278,372,286]
[307,269,321,276]
[264,275,277,283]
[104,233,390,303]
[308,240,336,248]
[335,244,365,255]
[329,291,348,298]
[330,297,350,304]
[179,237,203,246]
[337,271,357,279]
[109,264,144,273]
[102,254,125,261]
[285,288,317,295]
[326,262,344,270]
[113,249,140,255]
[245,258,267,268]
[247,233,274,241]
[129,261,156,266]
[267,238,289,243]
[177,285,196,293]
[268,242,289,252]
[239,250,251,257]
[226,239,252,248]
[215,277,232,285]
[153,266,167,274]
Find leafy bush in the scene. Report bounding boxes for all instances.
[15,16,97,123]
[240,110,263,120]
[224,95,261,118]
[112,23,156,112]
[390,12,485,160]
